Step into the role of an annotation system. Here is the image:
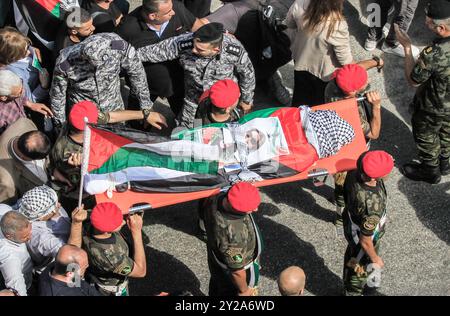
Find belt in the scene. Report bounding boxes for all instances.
[96,280,129,295]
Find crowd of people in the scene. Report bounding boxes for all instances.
[0,0,448,297]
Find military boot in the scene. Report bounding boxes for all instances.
[440,156,450,176]
[400,162,441,184]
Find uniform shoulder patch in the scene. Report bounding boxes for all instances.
[363,215,380,231]
[225,44,242,57]
[226,247,244,263]
[177,39,193,51]
[120,266,132,275]
[111,40,127,51]
[422,45,433,56]
[59,60,71,72]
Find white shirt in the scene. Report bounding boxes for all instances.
[27,208,71,271]
[11,140,49,183]
[0,205,33,296]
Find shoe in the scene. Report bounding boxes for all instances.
[364,36,384,51]
[400,162,441,184]
[440,156,450,175]
[268,71,291,106]
[381,42,420,59]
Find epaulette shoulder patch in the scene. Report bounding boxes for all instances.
[225,44,242,57]
[178,39,193,51]
[111,40,127,51]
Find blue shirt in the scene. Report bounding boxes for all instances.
[147,21,170,38]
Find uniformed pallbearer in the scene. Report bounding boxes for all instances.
[395,0,450,184]
[342,150,394,296]
[51,33,155,126]
[203,182,263,296]
[195,79,243,125]
[138,22,256,128]
[83,202,147,296]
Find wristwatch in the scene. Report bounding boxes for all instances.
[372,55,383,72]
[142,108,151,121]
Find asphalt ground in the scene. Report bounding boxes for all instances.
[126,0,450,296]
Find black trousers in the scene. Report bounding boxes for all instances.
[292,71,327,107]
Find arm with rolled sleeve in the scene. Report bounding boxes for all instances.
[235,50,255,104]
[137,33,192,63]
[50,62,69,125]
[121,45,153,110]
[0,252,29,296]
[328,21,354,66]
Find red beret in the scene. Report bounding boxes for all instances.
[69,101,99,130]
[227,182,261,213]
[209,79,240,109]
[334,64,368,95]
[90,202,123,232]
[362,151,394,179]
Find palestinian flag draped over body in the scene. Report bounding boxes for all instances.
[84,107,351,195]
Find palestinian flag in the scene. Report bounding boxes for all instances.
[84,125,229,194]
[83,108,319,195]
[35,0,61,18]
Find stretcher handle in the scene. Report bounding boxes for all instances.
[128,203,153,214]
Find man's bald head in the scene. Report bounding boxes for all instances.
[53,245,89,278]
[278,266,306,296]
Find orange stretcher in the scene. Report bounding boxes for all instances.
[95,98,367,213]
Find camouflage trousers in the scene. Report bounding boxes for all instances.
[334,172,348,208]
[343,241,381,296]
[177,93,202,129]
[207,248,260,296]
[412,110,450,167]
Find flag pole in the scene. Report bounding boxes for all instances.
[78,117,91,209]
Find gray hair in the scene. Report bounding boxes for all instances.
[0,211,29,240]
[0,69,21,96]
[142,0,170,14]
[433,17,450,29]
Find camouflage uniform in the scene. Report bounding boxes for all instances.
[324,80,373,209]
[50,112,110,187]
[82,226,133,296]
[195,98,243,125]
[342,170,387,296]
[202,194,262,296]
[410,37,450,168]
[51,33,153,125]
[138,33,255,128]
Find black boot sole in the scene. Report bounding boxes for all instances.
[400,167,441,184]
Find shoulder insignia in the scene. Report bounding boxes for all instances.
[423,46,433,55]
[111,40,127,51]
[178,39,193,51]
[59,60,71,72]
[120,266,132,275]
[363,215,379,231]
[226,247,244,263]
[225,44,242,57]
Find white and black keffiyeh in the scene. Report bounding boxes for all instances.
[18,185,58,221]
[308,110,355,158]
